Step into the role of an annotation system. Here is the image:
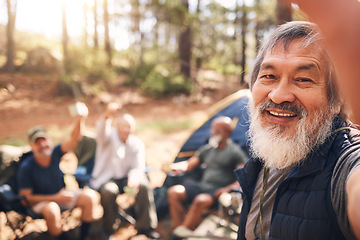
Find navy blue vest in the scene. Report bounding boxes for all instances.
[234,120,360,240]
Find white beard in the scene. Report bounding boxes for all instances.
[37,146,52,157]
[209,135,221,148]
[248,99,335,170]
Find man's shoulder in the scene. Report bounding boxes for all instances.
[337,127,360,154]
[18,153,35,172]
[52,144,63,154]
[227,140,242,150]
[348,127,360,143]
[331,126,360,175]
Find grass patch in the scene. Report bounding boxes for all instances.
[137,119,195,133]
[0,138,28,147]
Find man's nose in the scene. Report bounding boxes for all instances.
[38,139,48,147]
[268,80,296,104]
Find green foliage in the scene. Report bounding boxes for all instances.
[223,63,243,75]
[164,0,190,26]
[206,57,242,76]
[66,47,116,84]
[57,74,82,97]
[140,65,193,98]
[124,62,156,86]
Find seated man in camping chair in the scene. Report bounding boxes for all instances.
[90,102,160,240]
[167,116,248,238]
[17,114,102,240]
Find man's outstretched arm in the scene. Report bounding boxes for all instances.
[346,167,360,238]
[282,0,360,124]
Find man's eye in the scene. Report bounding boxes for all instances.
[297,78,313,83]
[261,74,276,79]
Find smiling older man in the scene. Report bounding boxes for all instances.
[234,21,360,240]
[17,116,102,240]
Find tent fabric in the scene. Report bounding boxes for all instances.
[176,88,251,163]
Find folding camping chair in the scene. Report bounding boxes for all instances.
[0,151,80,240]
[217,188,243,231]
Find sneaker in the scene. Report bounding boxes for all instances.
[137,229,161,239]
[173,225,196,238]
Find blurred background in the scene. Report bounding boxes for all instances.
[0,0,310,173]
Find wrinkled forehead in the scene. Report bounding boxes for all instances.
[267,38,326,60]
[262,39,325,73]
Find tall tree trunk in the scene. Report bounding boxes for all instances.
[130,0,143,65]
[94,0,99,49]
[240,0,247,85]
[276,0,292,25]
[195,0,202,72]
[62,0,69,73]
[153,15,159,49]
[179,0,192,79]
[5,0,17,72]
[83,1,88,47]
[103,0,112,66]
[255,0,262,54]
[233,0,240,64]
[153,0,160,50]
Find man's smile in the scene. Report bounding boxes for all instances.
[267,109,297,117]
[263,108,299,125]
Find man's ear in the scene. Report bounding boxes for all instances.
[334,97,345,115]
[335,103,342,115]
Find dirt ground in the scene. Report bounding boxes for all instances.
[0,73,244,240]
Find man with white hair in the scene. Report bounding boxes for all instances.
[168,116,247,238]
[90,103,159,239]
[234,21,360,240]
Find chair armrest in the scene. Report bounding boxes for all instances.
[0,184,25,202]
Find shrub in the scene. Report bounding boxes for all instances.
[140,65,193,98]
[66,47,116,84]
[124,62,155,86]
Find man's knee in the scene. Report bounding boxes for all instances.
[167,185,186,202]
[41,201,61,219]
[99,182,119,201]
[77,188,99,208]
[192,193,214,209]
[41,202,62,235]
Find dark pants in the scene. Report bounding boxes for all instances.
[99,177,158,234]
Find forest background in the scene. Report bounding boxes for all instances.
[0,0,308,189]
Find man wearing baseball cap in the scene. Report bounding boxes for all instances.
[17,112,102,240]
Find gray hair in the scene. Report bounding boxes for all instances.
[249,21,341,110]
[117,113,136,132]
